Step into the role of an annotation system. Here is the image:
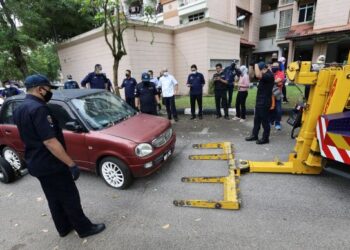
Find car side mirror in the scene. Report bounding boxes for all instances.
[65,121,83,132]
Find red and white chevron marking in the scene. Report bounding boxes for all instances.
[316,116,350,164]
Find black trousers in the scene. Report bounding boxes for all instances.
[126,97,135,109]
[215,89,228,117]
[163,96,178,120]
[227,85,234,108]
[282,84,288,102]
[37,170,92,235]
[252,106,271,140]
[190,94,203,117]
[235,91,248,119]
[141,108,157,115]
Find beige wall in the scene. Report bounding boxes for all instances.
[248,0,261,45]
[58,20,241,97]
[173,26,208,94]
[314,0,350,30]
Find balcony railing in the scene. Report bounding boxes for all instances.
[256,37,278,53]
[260,10,278,27]
[277,27,290,40]
[178,0,206,7]
[279,0,294,6]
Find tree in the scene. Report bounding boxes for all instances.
[80,0,157,96]
[0,0,96,81]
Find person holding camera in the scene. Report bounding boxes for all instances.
[245,62,275,144]
[213,63,229,119]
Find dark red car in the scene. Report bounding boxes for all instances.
[0,89,176,189]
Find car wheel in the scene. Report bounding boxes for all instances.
[99,157,132,189]
[0,157,16,183]
[3,147,24,170]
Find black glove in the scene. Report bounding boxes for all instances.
[157,103,161,111]
[70,165,80,181]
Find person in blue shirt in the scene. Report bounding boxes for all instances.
[135,73,160,115]
[2,80,21,98]
[81,64,110,90]
[64,75,80,89]
[119,69,137,109]
[13,74,105,238]
[187,64,205,120]
[224,61,239,108]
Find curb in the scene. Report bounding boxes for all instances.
[177,108,293,116]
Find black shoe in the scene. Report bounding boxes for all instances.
[256,139,269,145]
[198,115,203,120]
[224,116,230,120]
[245,135,258,141]
[59,227,73,237]
[216,115,222,119]
[190,116,196,120]
[174,118,179,122]
[78,223,106,238]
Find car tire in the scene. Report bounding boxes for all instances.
[2,147,24,170]
[99,157,133,189]
[0,157,16,183]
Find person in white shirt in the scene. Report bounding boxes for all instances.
[159,68,179,122]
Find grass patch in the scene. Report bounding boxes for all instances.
[174,85,305,109]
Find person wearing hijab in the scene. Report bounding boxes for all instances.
[232,65,250,122]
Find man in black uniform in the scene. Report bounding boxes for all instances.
[81,64,110,90]
[64,75,80,89]
[187,64,205,120]
[119,69,138,109]
[245,62,275,144]
[213,63,229,119]
[13,74,105,238]
[135,73,160,115]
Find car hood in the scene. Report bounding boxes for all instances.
[99,114,171,143]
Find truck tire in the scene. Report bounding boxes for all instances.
[0,157,16,183]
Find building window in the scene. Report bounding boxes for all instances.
[279,0,293,6]
[279,9,292,28]
[188,12,205,22]
[298,3,314,23]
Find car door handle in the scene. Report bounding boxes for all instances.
[5,130,12,135]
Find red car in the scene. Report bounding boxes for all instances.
[0,89,176,189]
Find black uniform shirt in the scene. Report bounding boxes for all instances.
[213,71,228,91]
[135,82,157,113]
[187,72,205,95]
[256,70,275,108]
[13,95,67,177]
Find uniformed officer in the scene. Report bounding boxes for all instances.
[81,64,110,90]
[245,62,275,144]
[148,70,162,111]
[213,63,229,119]
[2,80,21,98]
[187,64,205,120]
[64,74,80,89]
[119,69,137,109]
[135,73,160,115]
[13,74,105,238]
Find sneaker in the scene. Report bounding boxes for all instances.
[275,124,281,130]
[232,116,240,121]
[240,119,245,122]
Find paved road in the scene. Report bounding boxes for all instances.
[1,115,350,250]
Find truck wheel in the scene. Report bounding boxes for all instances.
[3,147,24,170]
[0,157,16,183]
[99,157,132,189]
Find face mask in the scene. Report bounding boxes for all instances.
[191,70,197,74]
[163,72,168,76]
[271,67,279,73]
[41,88,53,103]
[125,73,130,77]
[5,85,10,88]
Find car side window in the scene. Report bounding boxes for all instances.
[2,101,21,125]
[47,103,75,130]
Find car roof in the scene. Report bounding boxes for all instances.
[7,89,106,102]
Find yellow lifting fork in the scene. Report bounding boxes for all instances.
[174,142,241,210]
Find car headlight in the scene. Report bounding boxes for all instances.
[135,143,153,157]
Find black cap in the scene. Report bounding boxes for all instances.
[24,74,58,89]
